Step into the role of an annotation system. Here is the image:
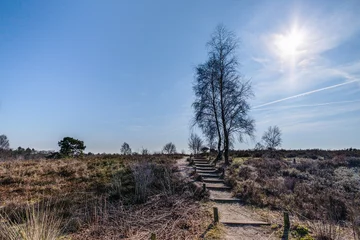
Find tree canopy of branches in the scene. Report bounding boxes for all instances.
[58,137,86,157]
[192,24,255,164]
[262,126,282,150]
[121,142,132,155]
[141,147,149,155]
[0,135,10,150]
[193,57,223,160]
[163,142,176,154]
[188,133,203,155]
[254,142,265,150]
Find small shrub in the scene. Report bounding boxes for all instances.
[131,162,154,203]
[294,224,310,236]
[295,160,314,172]
[284,177,297,192]
[311,221,342,240]
[300,235,315,240]
[348,158,360,168]
[271,223,281,230]
[238,166,252,180]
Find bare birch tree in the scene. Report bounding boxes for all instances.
[188,133,203,155]
[0,135,9,150]
[193,24,255,164]
[262,126,282,150]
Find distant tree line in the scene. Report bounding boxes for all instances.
[0,134,183,160]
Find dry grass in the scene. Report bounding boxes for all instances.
[310,221,343,240]
[202,223,226,240]
[0,157,124,206]
[0,203,63,240]
[70,194,210,240]
[0,155,211,239]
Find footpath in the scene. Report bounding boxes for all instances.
[177,157,277,240]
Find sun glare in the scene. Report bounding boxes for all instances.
[275,28,305,57]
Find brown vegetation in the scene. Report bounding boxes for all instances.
[226,151,360,239]
[0,154,210,239]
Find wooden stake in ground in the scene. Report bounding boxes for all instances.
[283,211,290,240]
[284,211,290,229]
[213,207,219,224]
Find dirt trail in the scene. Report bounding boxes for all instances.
[176,157,276,240]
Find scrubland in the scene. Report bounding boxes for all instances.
[225,149,360,239]
[0,155,210,240]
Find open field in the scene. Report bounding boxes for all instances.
[0,155,211,239]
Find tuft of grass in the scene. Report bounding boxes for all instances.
[311,221,343,240]
[204,223,226,239]
[0,203,64,240]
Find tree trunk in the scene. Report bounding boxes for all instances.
[215,121,222,161]
[224,133,230,165]
[210,69,222,162]
[216,140,222,161]
[219,61,229,165]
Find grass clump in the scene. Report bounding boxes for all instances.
[0,204,63,240]
[203,223,225,240]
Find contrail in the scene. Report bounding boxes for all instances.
[253,80,360,109]
[253,99,360,111]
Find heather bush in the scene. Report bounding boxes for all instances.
[227,155,360,223]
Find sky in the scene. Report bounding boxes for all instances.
[1,0,359,153]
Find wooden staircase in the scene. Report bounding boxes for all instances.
[192,158,270,227]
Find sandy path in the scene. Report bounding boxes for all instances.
[176,157,277,240]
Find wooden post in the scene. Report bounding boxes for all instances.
[202,183,206,192]
[150,233,156,240]
[284,211,290,230]
[213,207,219,224]
[282,211,290,240]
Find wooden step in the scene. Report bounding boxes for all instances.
[202,178,224,183]
[194,161,210,164]
[195,164,214,167]
[194,162,210,165]
[221,220,270,226]
[197,170,218,174]
[198,173,220,178]
[195,167,216,171]
[195,162,212,165]
[205,184,231,190]
[210,197,241,203]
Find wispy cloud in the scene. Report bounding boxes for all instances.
[253,99,360,134]
[243,3,360,108]
[254,99,360,111]
[253,80,360,108]
[237,1,360,149]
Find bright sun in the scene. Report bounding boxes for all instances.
[275,28,305,57]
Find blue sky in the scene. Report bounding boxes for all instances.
[1,0,359,153]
